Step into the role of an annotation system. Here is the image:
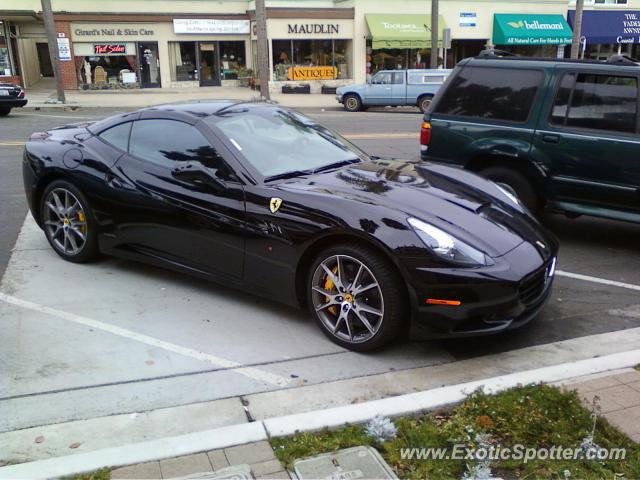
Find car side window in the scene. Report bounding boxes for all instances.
[392,72,404,84]
[98,122,132,152]
[372,72,392,85]
[550,73,576,125]
[129,119,235,180]
[434,66,543,123]
[556,73,638,134]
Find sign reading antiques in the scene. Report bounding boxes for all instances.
[94,44,126,55]
[288,66,337,81]
[287,23,339,35]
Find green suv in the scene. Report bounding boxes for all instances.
[421,55,640,222]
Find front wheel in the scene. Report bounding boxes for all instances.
[0,107,12,116]
[418,95,433,114]
[307,243,407,351]
[40,180,99,263]
[343,94,362,112]
[479,166,540,214]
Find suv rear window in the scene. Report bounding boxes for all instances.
[434,66,543,123]
[551,72,638,133]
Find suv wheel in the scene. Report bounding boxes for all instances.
[343,94,362,112]
[307,243,406,351]
[479,166,540,213]
[0,107,12,116]
[418,95,433,114]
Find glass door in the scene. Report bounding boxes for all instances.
[138,42,161,88]
[198,42,220,86]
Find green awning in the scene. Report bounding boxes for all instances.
[366,14,447,49]
[493,14,573,45]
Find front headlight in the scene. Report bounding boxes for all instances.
[407,217,492,266]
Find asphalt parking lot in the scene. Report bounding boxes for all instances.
[1,107,640,461]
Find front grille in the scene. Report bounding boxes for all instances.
[519,268,547,305]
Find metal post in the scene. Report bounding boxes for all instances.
[41,0,65,103]
[255,0,270,100]
[570,0,584,59]
[430,0,439,68]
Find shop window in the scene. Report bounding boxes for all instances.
[76,54,137,89]
[220,41,246,80]
[272,39,351,81]
[0,22,15,76]
[434,66,543,123]
[368,43,433,74]
[169,42,197,82]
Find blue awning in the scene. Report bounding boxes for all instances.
[568,10,640,45]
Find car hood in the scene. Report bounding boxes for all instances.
[278,159,549,258]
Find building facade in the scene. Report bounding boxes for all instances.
[1,0,639,92]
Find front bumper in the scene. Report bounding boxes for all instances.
[407,241,557,338]
[335,94,343,104]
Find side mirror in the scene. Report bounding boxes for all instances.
[172,161,226,192]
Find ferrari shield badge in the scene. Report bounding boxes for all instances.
[269,197,283,214]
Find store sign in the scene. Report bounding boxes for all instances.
[173,19,250,35]
[568,10,640,45]
[74,27,154,37]
[57,37,71,61]
[287,23,339,35]
[288,66,337,81]
[459,12,477,27]
[94,44,126,55]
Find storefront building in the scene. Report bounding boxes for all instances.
[568,9,640,60]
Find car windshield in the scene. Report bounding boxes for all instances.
[205,108,368,179]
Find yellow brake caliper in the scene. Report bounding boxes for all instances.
[324,266,339,315]
[77,211,87,234]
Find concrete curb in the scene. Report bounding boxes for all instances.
[2,349,639,480]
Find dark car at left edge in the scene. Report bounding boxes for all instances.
[0,82,27,116]
[22,101,558,351]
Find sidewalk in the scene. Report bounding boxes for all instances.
[566,368,640,443]
[89,368,640,479]
[22,85,340,110]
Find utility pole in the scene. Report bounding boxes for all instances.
[255,0,270,100]
[430,0,439,68]
[570,0,584,59]
[41,0,65,103]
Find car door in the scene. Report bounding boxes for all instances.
[533,70,640,212]
[106,115,246,279]
[364,71,394,105]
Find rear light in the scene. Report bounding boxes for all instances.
[18,90,25,98]
[420,121,432,147]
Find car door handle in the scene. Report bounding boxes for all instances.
[542,134,560,144]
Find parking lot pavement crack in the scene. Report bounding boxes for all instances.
[0,291,291,388]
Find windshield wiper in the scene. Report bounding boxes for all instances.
[264,159,362,183]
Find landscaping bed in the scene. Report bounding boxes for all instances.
[272,385,639,479]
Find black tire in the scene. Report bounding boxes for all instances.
[306,242,407,351]
[418,95,433,114]
[479,166,540,213]
[40,180,99,263]
[343,94,362,112]
[0,107,11,116]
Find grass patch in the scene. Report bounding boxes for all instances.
[635,364,640,372]
[271,384,639,479]
[69,469,110,480]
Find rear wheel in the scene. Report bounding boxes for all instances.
[40,180,99,263]
[307,243,407,351]
[0,107,12,116]
[418,95,433,113]
[343,94,362,112]
[479,166,540,213]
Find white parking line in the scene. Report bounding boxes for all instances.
[556,270,640,292]
[12,113,98,120]
[0,292,290,387]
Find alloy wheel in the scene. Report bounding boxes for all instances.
[43,188,88,256]
[311,254,384,344]
[345,96,359,111]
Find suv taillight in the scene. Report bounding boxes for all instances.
[420,121,432,147]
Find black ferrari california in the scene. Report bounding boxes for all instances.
[23,101,558,351]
